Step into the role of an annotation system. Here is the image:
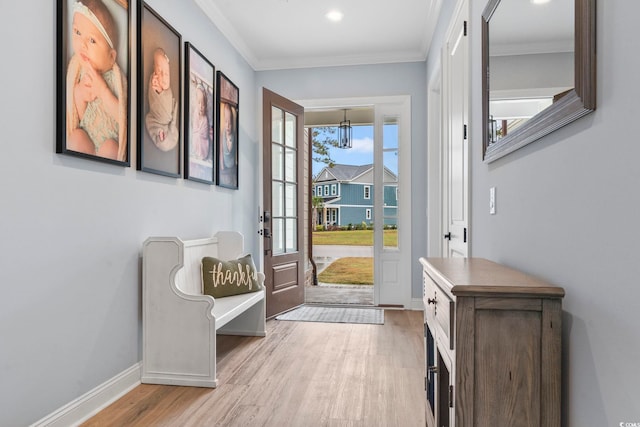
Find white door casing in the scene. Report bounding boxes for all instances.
[427,65,443,257]
[299,96,412,308]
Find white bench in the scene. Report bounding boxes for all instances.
[141,231,266,388]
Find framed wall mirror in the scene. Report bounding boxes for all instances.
[482,0,596,162]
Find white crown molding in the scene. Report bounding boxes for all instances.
[194,0,259,68]
[254,50,426,71]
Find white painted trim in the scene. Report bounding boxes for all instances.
[31,363,141,427]
[193,0,258,68]
[297,95,408,110]
[427,61,443,257]
[297,95,412,308]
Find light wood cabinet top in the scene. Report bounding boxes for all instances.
[420,257,565,299]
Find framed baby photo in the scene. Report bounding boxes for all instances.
[56,0,131,166]
[137,2,182,178]
[216,72,240,190]
[184,42,215,185]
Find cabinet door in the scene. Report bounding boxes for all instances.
[425,323,436,426]
[457,297,544,427]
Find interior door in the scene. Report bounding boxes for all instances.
[262,88,305,318]
[443,1,469,258]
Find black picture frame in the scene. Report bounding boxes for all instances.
[137,2,182,177]
[216,72,239,189]
[184,43,215,184]
[56,0,131,166]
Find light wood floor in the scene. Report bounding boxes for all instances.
[82,309,425,427]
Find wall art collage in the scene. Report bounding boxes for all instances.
[56,0,239,189]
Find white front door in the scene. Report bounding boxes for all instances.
[442,0,469,258]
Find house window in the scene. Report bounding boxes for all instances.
[331,184,337,195]
[324,185,329,196]
[366,209,372,220]
[364,185,370,199]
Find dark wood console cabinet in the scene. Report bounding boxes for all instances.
[419,257,564,427]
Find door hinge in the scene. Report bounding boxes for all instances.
[463,227,467,243]
[463,20,468,36]
[449,385,454,408]
[463,124,468,140]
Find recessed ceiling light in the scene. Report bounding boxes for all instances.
[530,0,551,4]
[326,10,343,22]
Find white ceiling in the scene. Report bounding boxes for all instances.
[489,0,574,56]
[194,0,443,71]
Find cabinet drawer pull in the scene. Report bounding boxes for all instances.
[427,298,437,305]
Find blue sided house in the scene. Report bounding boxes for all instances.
[313,164,397,228]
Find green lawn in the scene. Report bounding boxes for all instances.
[317,257,373,285]
[312,229,397,246]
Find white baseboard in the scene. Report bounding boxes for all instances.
[31,362,141,427]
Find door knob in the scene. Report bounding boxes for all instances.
[443,232,452,240]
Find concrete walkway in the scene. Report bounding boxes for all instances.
[312,245,373,258]
[308,245,374,305]
[305,283,374,306]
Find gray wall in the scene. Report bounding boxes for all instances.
[0,1,259,425]
[6,0,636,425]
[257,62,428,302]
[490,52,574,94]
[426,0,640,425]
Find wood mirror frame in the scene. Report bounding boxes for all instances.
[482,0,596,162]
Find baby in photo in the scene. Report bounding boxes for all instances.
[66,0,127,161]
[145,48,179,151]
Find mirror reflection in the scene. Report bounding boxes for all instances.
[488,0,574,144]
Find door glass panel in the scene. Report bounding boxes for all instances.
[383,117,399,149]
[383,116,399,249]
[272,182,283,217]
[285,219,297,252]
[272,143,283,180]
[285,112,296,147]
[383,151,398,183]
[272,218,284,255]
[285,148,296,182]
[272,107,283,144]
[285,184,296,217]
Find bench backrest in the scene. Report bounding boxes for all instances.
[174,232,245,296]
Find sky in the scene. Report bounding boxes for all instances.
[311,124,398,177]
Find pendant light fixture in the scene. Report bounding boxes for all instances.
[338,109,352,149]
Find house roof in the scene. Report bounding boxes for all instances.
[316,164,372,182]
[315,164,397,183]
